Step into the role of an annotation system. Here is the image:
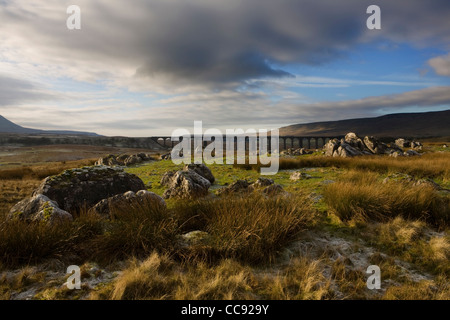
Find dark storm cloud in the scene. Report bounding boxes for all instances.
[131,0,366,86]
[2,0,450,89]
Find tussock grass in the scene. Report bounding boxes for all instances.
[257,257,330,300]
[90,198,178,263]
[95,252,330,300]
[109,254,256,300]
[0,210,104,268]
[329,258,368,299]
[364,217,450,275]
[173,194,317,264]
[323,171,449,227]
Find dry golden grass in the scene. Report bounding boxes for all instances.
[0,179,40,218]
[251,152,450,181]
[93,251,330,300]
[323,170,449,227]
[172,194,317,264]
[383,276,450,300]
[257,257,330,300]
[364,216,450,276]
[0,159,96,180]
[90,198,178,263]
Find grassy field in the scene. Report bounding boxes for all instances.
[0,143,449,300]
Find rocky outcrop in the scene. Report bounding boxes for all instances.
[8,194,72,223]
[32,166,146,213]
[252,177,275,188]
[395,138,423,151]
[324,133,422,158]
[91,190,166,218]
[345,132,367,151]
[162,170,211,199]
[95,153,154,167]
[216,180,251,196]
[216,177,285,196]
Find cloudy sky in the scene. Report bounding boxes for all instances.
[1,0,450,136]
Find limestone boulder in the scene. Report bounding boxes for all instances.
[162,170,211,199]
[32,166,145,213]
[8,194,72,223]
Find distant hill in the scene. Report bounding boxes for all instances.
[0,115,100,136]
[279,110,450,138]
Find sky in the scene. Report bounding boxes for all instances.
[1,0,450,136]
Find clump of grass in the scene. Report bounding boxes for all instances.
[329,257,368,299]
[91,198,178,263]
[364,217,450,275]
[97,251,332,300]
[173,194,317,264]
[0,210,104,268]
[323,171,450,227]
[0,219,79,267]
[371,217,426,253]
[383,276,450,300]
[105,252,255,300]
[258,257,330,300]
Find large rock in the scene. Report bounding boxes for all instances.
[252,177,274,188]
[160,171,176,187]
[216,178,284,196]
[404,150,421,157]
[411,141,423,151]
[91,190,166,218]
[345,133,366,151]
[32,166,146,213]
[395,138,411,148]
[324,139,340,157]
[363,136,387,154]
[183,163,215,184]
[162,170,211,199]
[8,194,72,223]
[334,143,363,157]
[95,154,119,166]
[323,133,422,158]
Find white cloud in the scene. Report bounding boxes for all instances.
[428,53,450,76]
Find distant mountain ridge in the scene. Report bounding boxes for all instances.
[279,110,450,138]
[0,115,100,136]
